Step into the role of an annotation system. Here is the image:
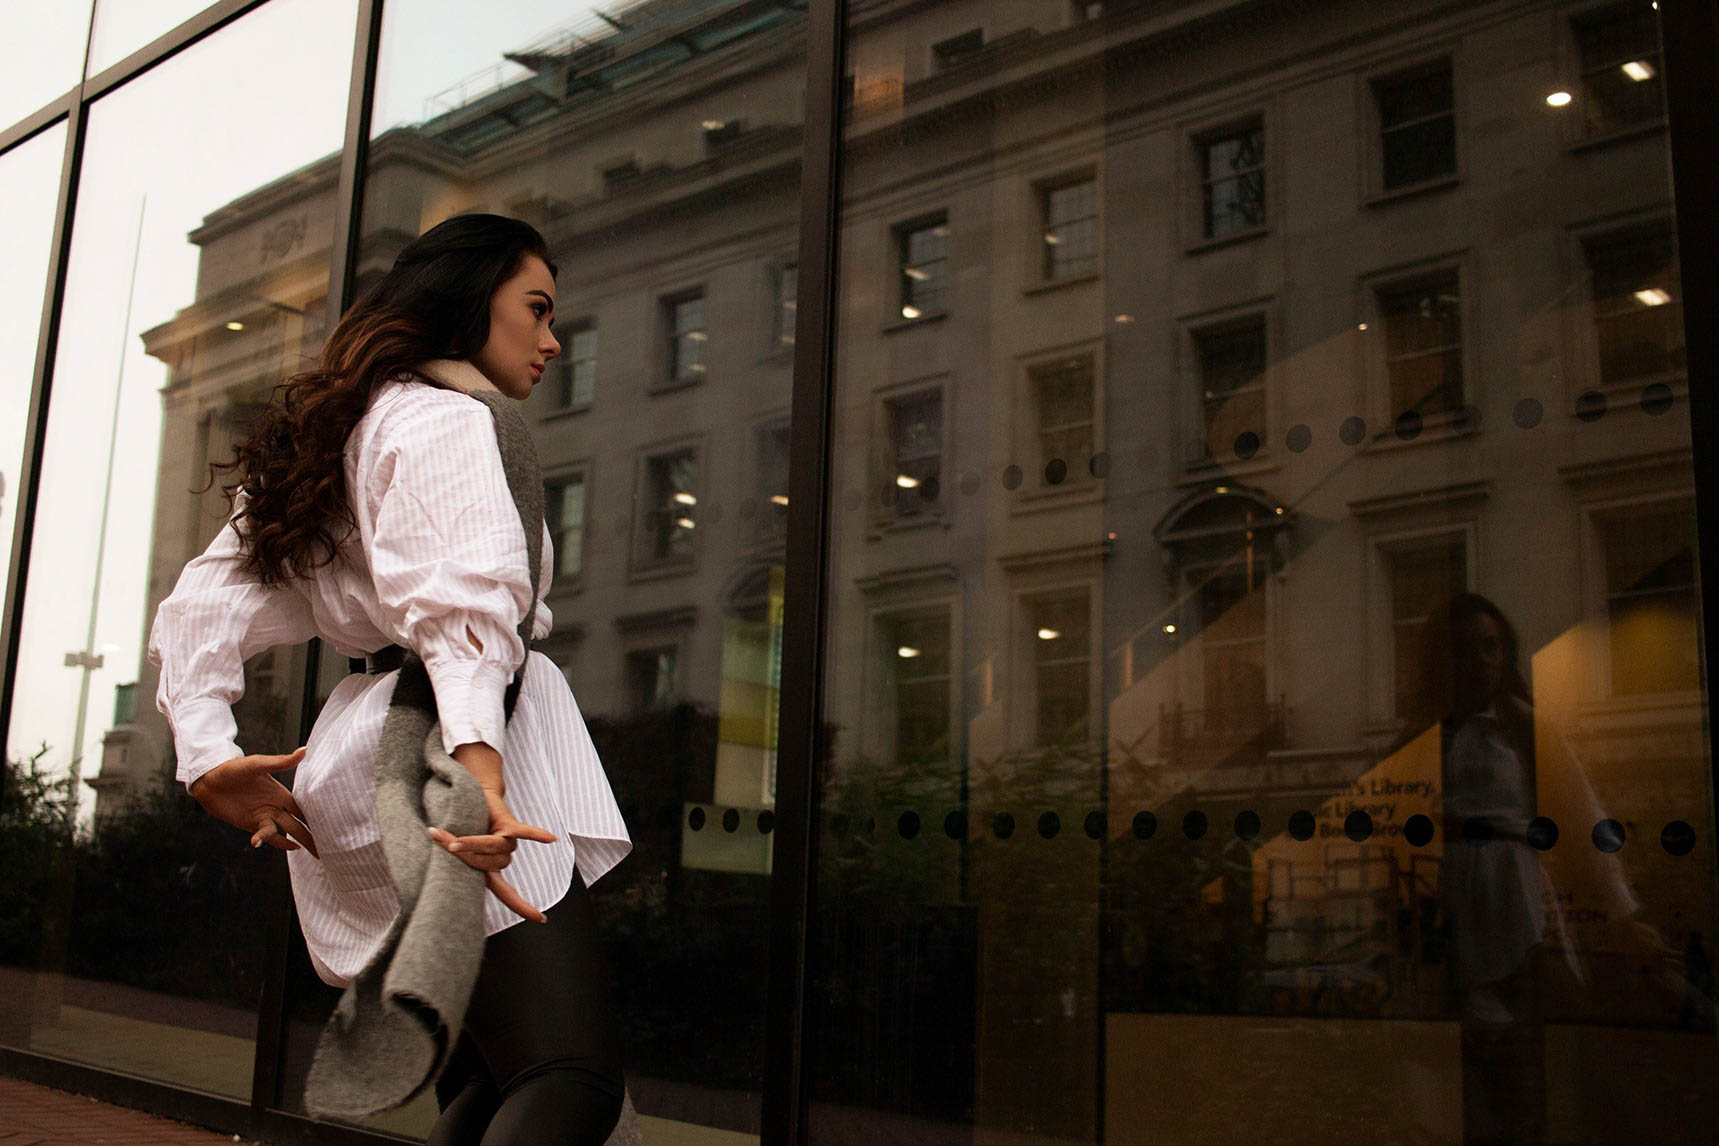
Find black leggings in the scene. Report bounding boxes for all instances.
[427,877,624,1146]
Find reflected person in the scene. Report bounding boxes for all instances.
[149,215,630,1145]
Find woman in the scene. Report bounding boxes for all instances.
[149,214,630,1145]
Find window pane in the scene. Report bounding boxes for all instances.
[88,0,220,76]
[1575,3,1665,136]
[0,0,353,1095]
[0,3,92,129]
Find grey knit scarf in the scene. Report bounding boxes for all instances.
[303,367,550,1119]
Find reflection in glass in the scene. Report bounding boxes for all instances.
[812,2,1714,1143]
[0,3,92,129]
[88,0,220,75]
[0,0,353,1095]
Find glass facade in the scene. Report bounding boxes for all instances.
[1,1,1716,1144]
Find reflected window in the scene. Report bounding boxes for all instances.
[932,28,985,70]
[775,261,798,348]
[639,447,699,566]
[555,320,596,409]
[1194,316,1266,459]
[757,422,790,538]
[1030,354,1095,485]
[1199,122,1265,238]
[1584,224,1683,386]
[1378,272,1463,418]
[885,390,943,516]
[665,291,706,384]
[1389,536,1468,719]
[626,645,680,712]
[1196,555,1269,731]
[1029,591,1092,748]
[1602,502,1697,695]
[545,472,587,584]
[881,608,952,765]
[1374,61,1456,190]
[1041,176,1099,281]
[1574,2,1665,137]
[897,216,948,319]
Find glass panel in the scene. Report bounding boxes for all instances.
[88,0,221,76]
[0,0,353,1095]
[0,3,92,129]
[0,124,67,608]
[264,1,808,1138]
[813,4,1716,1145]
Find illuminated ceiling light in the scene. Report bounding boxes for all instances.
[904,267,930,281]
[1546,90,1573,107]
[1163,624,1177,635]
[1106,531,1117,540]
[931,225,948,237]
[1357,322,1368,331]
[770,494,789,506]
[897,646,922,658]
[1621,60,1655,82]
[674,516,696,530]
[1634,287,1672,307]
[702,118,727,130]
[1113,313,1135,324]
[895,473,921,489]
[1037,628,1061,641]
[225,320,245,331]
[1215,485,1229,494]
[1274,506,1285,515]
[688,330,708,341]
[1043,232,1062,245]
[673,491,698,505]
[901,305,922,320]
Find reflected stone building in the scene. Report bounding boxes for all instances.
[84,0,1707,1140]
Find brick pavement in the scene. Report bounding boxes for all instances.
[0,1077,258,1146]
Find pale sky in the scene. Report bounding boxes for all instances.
[2,0,605,807]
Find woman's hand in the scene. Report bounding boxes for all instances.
[431,743,557,922]
[189,747,319,857]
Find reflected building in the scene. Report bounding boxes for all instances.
[79,0,1707,1141]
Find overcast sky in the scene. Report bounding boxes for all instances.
[2,0,604,806]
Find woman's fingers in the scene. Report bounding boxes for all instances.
[253,810,318,856]
[499,819,557,845]
[486,871,546,923]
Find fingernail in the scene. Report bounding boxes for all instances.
[448,842,462,852]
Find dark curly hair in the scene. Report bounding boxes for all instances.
[209,214,556,586]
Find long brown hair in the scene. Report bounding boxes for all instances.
[209,214,556,585]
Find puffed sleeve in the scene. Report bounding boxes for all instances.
[363,397,535,755]
[149,509,318,789]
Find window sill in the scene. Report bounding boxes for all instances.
[628,558,698,584]
[1178,452,1278,487]
[647,375,706,396]
[540,403,593,422]
[868,510,951,539]
[1010,480,1102,515]
[1186,225,1269,256]
[882,310,948,334]
[1569,118,1667,154]
[1364,409,1479,452]
[1023,271,1100,297]
[1363,173,1460,208]
[1581,372,1687,406]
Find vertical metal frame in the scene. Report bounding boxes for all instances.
[1661,0,1719,864]
[764,1,847,1143]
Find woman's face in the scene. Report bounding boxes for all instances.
[472,254,560,400]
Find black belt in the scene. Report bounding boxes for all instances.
[348,645,407,675]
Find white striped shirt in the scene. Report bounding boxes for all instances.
[149,372,631,986]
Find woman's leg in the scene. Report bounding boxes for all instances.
[428,875,624,1146]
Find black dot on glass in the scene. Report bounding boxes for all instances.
[1038,811,1061,839]
[1641,383,1674,416]
[898,810,921,840]
[1132,811,1158,841]
[1662,820,1697,857]
[1235,811,1261,841]
[1084,810,1106,840]
[1002,464,1023,491]
[993,812,1016,840]
[1234,431,1260,460]
[1404,814,1434,847]
[1593,818,1626,853]
[757,810,775,834]
[1513,397,1543,429]
[1344,810,1373,842]
[722,808,740,833]
[1288,810,1316,841]
[944,810,968,840]
[1527,816,1559,851]
[918,475,940,502]
[1339,416,1367,446]
[1576,390,1608,423]
[960,471,981,496]
[829,812,849,838]
[1045,458,1068,485]
[1463,816,1494,843]
[1286,424,1312,453]
[1394,411,1423,441]
[688,807,706,831]
[1183,811,1208,840]
[1089,452,1111,479]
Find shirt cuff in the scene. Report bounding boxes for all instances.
[170,696,243,789]
[425,657,511,754]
